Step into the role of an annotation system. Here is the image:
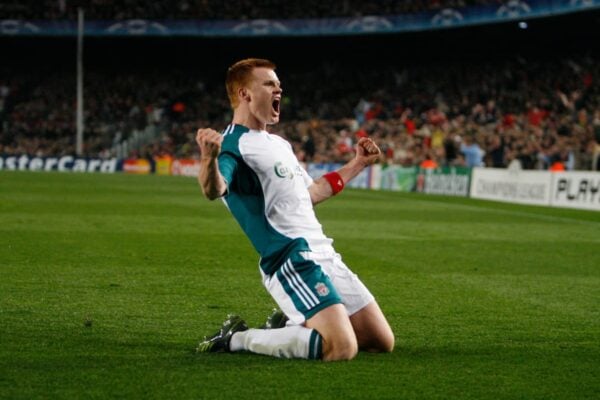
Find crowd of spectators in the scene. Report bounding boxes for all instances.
[274,55,600,171]
[1,52,599,171]
[1,0,504,20]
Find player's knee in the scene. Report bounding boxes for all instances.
[322,335,358,361]
[324,346,357,361]
[372,328,395,353]
[360,328,395,353]
[380,331,395,353]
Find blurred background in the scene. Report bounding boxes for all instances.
[1,0,599,171]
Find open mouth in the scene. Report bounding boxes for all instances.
[272,99,280,114]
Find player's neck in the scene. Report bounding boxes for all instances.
[232,109,266,131]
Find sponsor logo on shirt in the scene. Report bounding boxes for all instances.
[274,161,302,179]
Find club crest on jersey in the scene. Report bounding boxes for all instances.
[274,161,294,179]
[315,282,330,297]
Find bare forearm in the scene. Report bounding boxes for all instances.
[309,158,366,205]
[336,157,367,185]
[198,158,227,200]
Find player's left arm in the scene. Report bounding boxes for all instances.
[196,128,228,200]
[308,137,381,205]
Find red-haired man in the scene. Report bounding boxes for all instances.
[196,58,393,361]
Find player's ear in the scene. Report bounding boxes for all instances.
[238,87,251,103]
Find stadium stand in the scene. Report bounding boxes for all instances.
[0,2,599,171]
[2,52,598,170]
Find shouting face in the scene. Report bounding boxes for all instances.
[245,67,282,127]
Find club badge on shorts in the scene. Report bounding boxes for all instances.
[315,282,330,297]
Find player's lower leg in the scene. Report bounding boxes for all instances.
[197,314,322,359]
[230,326,322,359]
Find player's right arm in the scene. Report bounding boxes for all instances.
[308,137,381,205]
[196,128,227,200]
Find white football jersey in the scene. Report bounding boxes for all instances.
[218,124,333,274]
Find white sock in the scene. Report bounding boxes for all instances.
[230,326,322,360]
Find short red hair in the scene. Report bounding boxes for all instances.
[226,58,276,109]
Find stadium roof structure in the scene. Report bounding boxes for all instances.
[0,0,599,37]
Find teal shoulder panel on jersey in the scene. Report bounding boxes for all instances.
[220,124,249,157]
[218,124,249,188]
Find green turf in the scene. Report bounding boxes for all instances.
[1,171,599,399]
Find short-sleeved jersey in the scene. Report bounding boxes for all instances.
[218,123,333,274]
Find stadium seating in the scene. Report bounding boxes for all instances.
[2,51,598,170]
[0,1,598,170]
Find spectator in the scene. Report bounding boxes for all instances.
[1,52,598,172]
[460,135,485,167]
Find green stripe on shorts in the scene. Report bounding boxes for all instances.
[308,329,322,360]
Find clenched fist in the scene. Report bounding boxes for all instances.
[196,128,223,160]
[355,137,381,166]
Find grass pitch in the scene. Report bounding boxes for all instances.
[1,171,599,399]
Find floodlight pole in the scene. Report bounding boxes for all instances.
[76,8,84,156]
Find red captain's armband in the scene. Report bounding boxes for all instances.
[323,171,345,195]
